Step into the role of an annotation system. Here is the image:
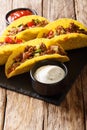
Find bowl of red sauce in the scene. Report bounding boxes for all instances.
[5,8,37,25]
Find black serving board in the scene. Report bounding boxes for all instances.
[0,47,87,106]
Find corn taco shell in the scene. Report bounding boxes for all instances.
[0,42,23,65]
[50,33,87,50]
[2,15,49,41]
[5,38,69,78]
[37,18,87,50]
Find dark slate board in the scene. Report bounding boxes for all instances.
[0,47,87,106]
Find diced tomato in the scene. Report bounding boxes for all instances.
[5,36,14,43]
[15,39,22,43]
[27,21,35,27]
[5,36,22,44]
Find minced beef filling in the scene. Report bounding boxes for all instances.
[43,22,87,39]
[7,19,48,36]
[7,43,66,74]
[0,42,7,46]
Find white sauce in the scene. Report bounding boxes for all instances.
[34,65,65,84]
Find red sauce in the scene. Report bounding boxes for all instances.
[8,10,33,23]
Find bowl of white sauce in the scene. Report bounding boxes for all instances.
[30,59,68,96]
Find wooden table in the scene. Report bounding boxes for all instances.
[0,0,87,130]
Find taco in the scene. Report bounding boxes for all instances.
[5,38,69,78]
[37,18,87,50]
[2,15,49,41]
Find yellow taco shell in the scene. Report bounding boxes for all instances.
[50,33,87,50]
[37,18,87,50]
[2,15,49,41]
[0,43,23,65]
[5,38,69,78]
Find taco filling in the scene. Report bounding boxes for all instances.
[7,19,48,36]
[43,22,87,39]
[0,36,22,46]
[7,43,66,74]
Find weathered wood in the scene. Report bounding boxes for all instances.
[0,1,8,130]
[0,0,8,35]
[0,88,6,130]
[81,65,87,130]
[75,0,87,26]
[4,91,44,130]
[75,0,87,129]
[12,0,42,16]
[43,0,75,21]
[43,75,84,130]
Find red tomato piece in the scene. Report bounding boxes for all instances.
[27,21,35,27]
[5,37,14,43]
[15,39,22,43]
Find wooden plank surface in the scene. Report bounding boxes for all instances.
[12,0,42,16]
[75,0,87,129]
[0,0,7,35]
[43,0,75,21]
[4,91,44,130]
[0,1,7,130]
[81,65,87,130]
[0,0,87,130]
[43,75,84,130]
[0,88,6,130]
[75,0,87,26]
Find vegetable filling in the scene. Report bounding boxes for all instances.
[7,43,66,74]
[0,36,22,46]
[7,19,48,36]
[43,22,87,39]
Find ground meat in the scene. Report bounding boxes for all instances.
[40,43,47,52]
[43,22,87,38]
[13,53,23,62]
[7,62,20,74]
[8,43,65,74]
[7,19,48,36]
[17,24,27,32]
[56,26,66,35]
[56,22,87,35]
[8,27,18,36]
[36,20,48,27]
[43,30,54,39]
